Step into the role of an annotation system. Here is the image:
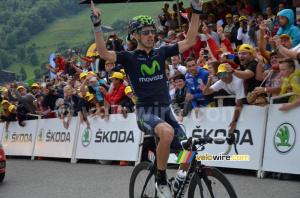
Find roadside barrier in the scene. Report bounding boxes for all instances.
[0,93,298,178]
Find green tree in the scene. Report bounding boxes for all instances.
[16,46,26,59]
[0,49,12,69]
[27,45,36,54]
[20,66,27,80]
[30,53,39,66]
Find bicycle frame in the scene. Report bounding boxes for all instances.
[139,145,220,198]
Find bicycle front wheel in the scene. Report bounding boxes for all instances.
[188,167,237,198]
[129,161,157,198]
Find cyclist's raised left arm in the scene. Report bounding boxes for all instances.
[178,1,202,53]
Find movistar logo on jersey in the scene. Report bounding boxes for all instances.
[141,60,160,76]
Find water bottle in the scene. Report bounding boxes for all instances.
[172,170,187,193]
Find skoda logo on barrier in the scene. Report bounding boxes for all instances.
[82,128,92,147]
[3,132,10,146]
[37,128,44,145]
[274,123,296,153]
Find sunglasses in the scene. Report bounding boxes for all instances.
[218,72,227,76]
[137,29,156,35]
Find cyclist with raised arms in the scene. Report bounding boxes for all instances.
[90,1,203,197]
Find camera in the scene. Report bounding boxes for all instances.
[264,19,273,25]
[226,54,235,59]
[203,55,210,59]
[204,49,209,54]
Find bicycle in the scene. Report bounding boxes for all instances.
[129,134,238,198]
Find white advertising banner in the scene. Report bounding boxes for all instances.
[2,120,38,156]
[262,104,300,174]
[168,106,267,170]
[0,123,4,142]
[75,113,141,161]
[33,117,79,158]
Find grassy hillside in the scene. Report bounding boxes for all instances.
[8,2,164,80]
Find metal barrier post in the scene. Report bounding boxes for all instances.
[30,114,42,160]
[71,116,80,164]
[257,106,269,178]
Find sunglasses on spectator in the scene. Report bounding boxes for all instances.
[218,72,227,77]
[137,29,156,35]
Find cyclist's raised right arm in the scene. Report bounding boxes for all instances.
[91,1,117,63]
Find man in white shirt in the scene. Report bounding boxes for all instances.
[203,63,246,133]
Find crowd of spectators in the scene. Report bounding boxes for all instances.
[0,0,300,168]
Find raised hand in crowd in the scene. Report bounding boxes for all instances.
[254,48,264,63]
[217,25,225,40]
[220,52,231,62]
[202,22,209,37]
[224,63,233,73]
[259,20,268,32]
[13,80,18,89]
[270,35,281,48]
[4,82,11,90]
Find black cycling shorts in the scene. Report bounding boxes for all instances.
[136,105,187,149]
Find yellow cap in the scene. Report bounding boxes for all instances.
[239,16,248,21]
[79,73,87,80]
[105,61,115,65]
[217,64,227,74]
[109,72,124,80]
[120,69,126,76]
[124,86,133,95]
[165,62,169,67]
[0,87,7,92]
[31,83,40,88]
[17,86,25,91]
[208,13,215,18]
[87,71,96,76]
[1,100,9,105]
[238,44,254,54]
[175,28,181,32]
[181,23,188,27]
[280,34,292,41]
[203,64,209,70]
[87,94,95,102]
[92,53,99,57]
[226,14,233,18]
[84,92,95,102]
[8,105,15,113]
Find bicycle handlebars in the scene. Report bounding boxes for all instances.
[180,133,238,155]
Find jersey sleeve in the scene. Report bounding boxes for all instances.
[164,43,180,59]
[116,51,130,69]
